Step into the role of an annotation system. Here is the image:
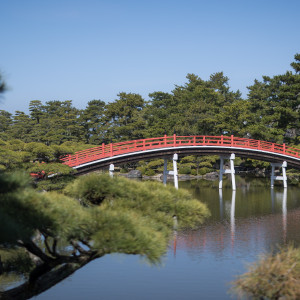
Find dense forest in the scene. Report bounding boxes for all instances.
[0,53,299,177]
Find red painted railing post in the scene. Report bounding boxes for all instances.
[164,134,167,146]
[143,139,146,150]
[231,135,234,146]
[257,140,261,149]
[193,136,196,145]
[173,134,176,147]
[76,154,78,165]
[102,143,105,155]
[283,143,286,154]
[203,136,206,145]
[110,143,113,156]
[221,135,223,145]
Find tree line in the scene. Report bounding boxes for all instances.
[1,53,299,145]
[0,53,299,175]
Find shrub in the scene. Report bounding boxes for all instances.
[137,166,147,174]
[144,169,155,176]
[232,246,300,299]
[199,167,211,175]
[190,169,197,176]
[178,166,191,174]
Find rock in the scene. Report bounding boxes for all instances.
[178,174,191,180]
[204,172,219,180]
[159,174,174,181]
[127,170,142,178]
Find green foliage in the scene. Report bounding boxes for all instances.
[147,159,164,168]
[105,92,146,141]
[244,159,270,168]
[178,166,191,174]
[64,173,115,205]
[78,100,106,144]
[24,142,55,162]
[199,167,212,175]
[120,167,128,173]
[136,159,164,175]
[0,171,210,295]
[136,166,147,175]
[28,162,73,176]
[2,172,203,264]
[0,248,33,274]
[35,174,76,191]
[232,246,300,299]
[144,169,155,176]
[190,169,197,176]
[51,144,74,161]
[65,174,210,230]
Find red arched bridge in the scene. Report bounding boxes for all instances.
[61,135,300,174]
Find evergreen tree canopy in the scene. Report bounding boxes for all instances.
[0,172,209,298]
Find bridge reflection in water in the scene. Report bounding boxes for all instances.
[172,186,290,257]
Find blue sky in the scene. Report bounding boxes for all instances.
[1,0,299,113]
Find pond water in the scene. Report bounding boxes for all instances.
[36,176,300,300]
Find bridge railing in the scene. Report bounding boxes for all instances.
[60,135,300,167]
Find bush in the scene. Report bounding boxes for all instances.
[36,175,76,191]
[64,173,210,229]
[147,159,164,168]
[64,173,116,205]
[178,166,191,174]
[190,169,197,176]
[232,246,300,299]
[136,166,147,174]
[144,169,155,176]
[199,167,211,175]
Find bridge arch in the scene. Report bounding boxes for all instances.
[61,135,300,175]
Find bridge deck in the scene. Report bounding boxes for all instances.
[61,135,300,174]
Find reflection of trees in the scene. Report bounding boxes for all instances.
[0,173,209,299]
[172,189,297,258]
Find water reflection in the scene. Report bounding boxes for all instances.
[270,187,287,244]
[219,189,236,248]
[219,189,223,220]
[230,190,236,249]
[173,179,300,259]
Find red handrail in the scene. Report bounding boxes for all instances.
[60,135,300,167]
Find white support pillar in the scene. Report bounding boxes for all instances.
[271,164,275,188]
[219,156,224,189]
[109,163,114,178]
[230,154,236,191]
[219,153,236,190]
[282,162,287,188]
[163,158,168,186]
[173,153,178,189]
[270,161,287,188]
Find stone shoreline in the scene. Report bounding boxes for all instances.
[118,169,300,184]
